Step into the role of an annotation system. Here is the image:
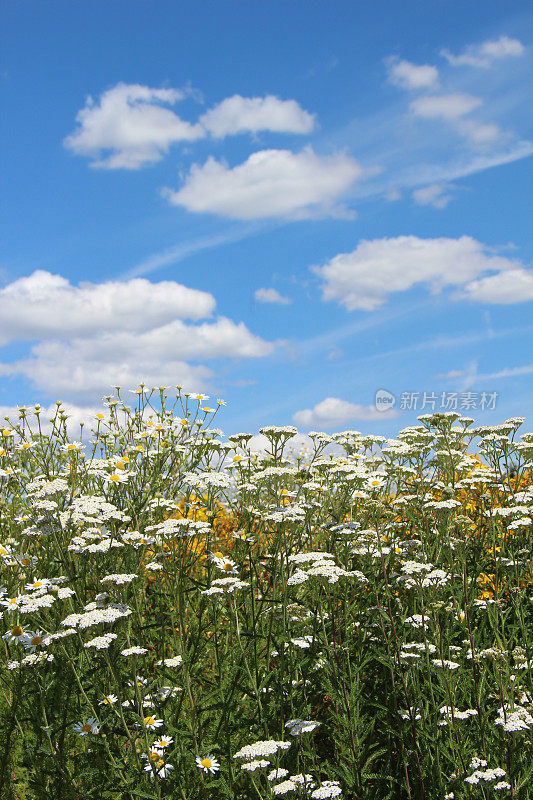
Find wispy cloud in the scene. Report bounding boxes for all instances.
[442,36,525,69]
[412,183,454,209]
[254,287,292,305]
[124,225,263,279]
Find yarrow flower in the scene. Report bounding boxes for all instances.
[233,740,291,760]
[84,633,118,650]
[285,719,321,735]
[241,759,270,771]
[121,646,148,657]
[311,781,343,798]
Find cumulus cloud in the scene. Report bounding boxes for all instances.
[0,402,99,436]
[293,397,398,429]
[0,270,274,401]
[200,95,315,137]
[164,147,361,220]
[0,270,215,345]
[0,350,213,401]
[313,235,522,311]
[254,287,292,305]
[387,58,439,90]
[410,93,482,120]
[64,83,205,169]
[412,183,454,209]
[442,36,525,68]
[459,269,533,304]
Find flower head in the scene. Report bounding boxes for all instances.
[73,718,100,736]
[196,755,220,774]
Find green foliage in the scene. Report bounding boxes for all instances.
[0,393,532,799]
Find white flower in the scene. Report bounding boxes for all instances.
[142,715,163,730]
[156,655,183,667]
[241,759,270,771]
[285,719,321,735]
[494,704,533,732]
[73,718,100,736]
[121,646,148,657]
[2,625,30,645]
[98,694,118,706]
[84,633,118,650]
[153,735,173,749]
[24,578,51,592]
[272,780,297,794]
[100,573,137,585]
[233,740,291,760]
[23,630,46,653]
[143,752,174,779]
[268,768,290,781]
[311,781,342,798]
[432,659,460,670]
[196,755,220,774]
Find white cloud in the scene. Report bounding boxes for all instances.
[293,397,398,429]
[442,36,525,68]
[0,350,213,401]
[0,402,99,436]
[64,83,204,169]
[459,269,533,304]
[412,183,453,209]
[410,93,482,120]
[479,364,533,379]
[0,271,274,401]
[384,189,401,202]
[314,235,521,311]
[0,270,215,345]
[200,95,315,137]
[163,146,362,220]
[387,58,439,90]
[254,287,292,305]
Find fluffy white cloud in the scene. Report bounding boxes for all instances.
[164,147,362,220]
[64,83,205,169]
[293,397,398,429]
[459,269,533,304]
[387,58,439,90]
[0,270,215,345]
[442,36,525,68]
[0,402,99,436]
[200,95,315,137]
[412,183,453,209]
[410,93,482,120]
[0,351,213,401]
[254,288,292,305]
[313,235,521,311]
[0,270,274,401]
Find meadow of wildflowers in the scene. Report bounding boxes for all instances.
[0,388,531,799]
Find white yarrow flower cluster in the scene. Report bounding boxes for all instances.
[233,739,291,761]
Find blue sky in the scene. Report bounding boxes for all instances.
[1,0,532,437]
